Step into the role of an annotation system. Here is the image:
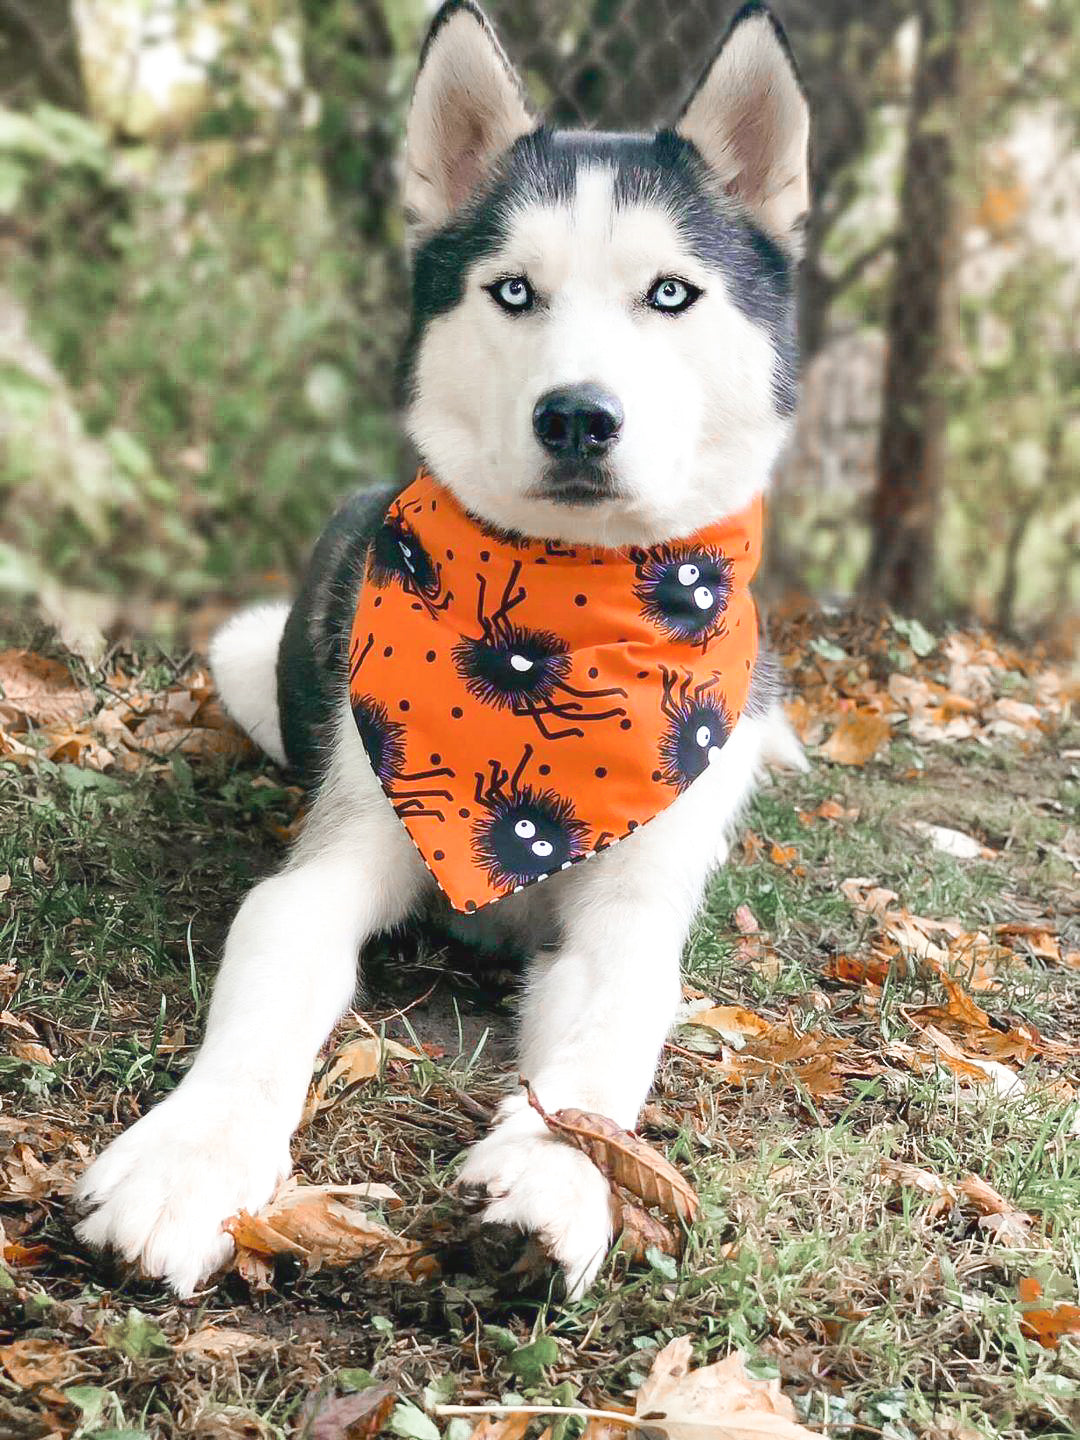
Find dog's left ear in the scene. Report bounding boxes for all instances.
[675,3,809,249]
[403,1,533,245]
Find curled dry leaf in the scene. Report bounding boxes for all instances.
[879,1158,957,1220]
[0,1337,80,1404]
[615,1198,681,1262]
[690,1005,771,1046]
[467,1417,532,1440]
[223,1177,434,1285]
[524,1082,698,1224]
[957,1173,1033,1247]
[633,1336,817,1439]
[176,1327,273,1360]
[303,1381,398,1440]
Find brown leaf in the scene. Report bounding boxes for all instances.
[615,1199,681,1263]
[467,1417,532,1440]
[0,1337,79,1404]
[525,1082,698,1224]
[9,1039,54,1066]
[305,1382,397,1440]
[176,1327,273,1359]
[824,953,899,987]
[957,1173,1033,1246]
[821,711,891,766]
[224,1178,433,1283]
[0,650,91,730]
[632,1336,817,1438]
[879,1159,957,1219]
[690,1006,771,1042]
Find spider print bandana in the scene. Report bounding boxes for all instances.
[348,472,761,913]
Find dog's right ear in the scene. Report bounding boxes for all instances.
[403,1,533,245]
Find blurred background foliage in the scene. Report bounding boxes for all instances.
[0,0,1077,656]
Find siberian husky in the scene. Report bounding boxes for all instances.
[76,0,810,1299]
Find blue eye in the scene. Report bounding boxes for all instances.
[489,276,534,312]
[647,277,701,313]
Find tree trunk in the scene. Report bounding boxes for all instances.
[862,0,966,614]
[0,0,85,110]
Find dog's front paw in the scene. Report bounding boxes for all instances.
[74,1082,290,1297]
[459,1111,616,1299]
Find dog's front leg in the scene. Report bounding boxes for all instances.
[76,723,427,1296]
[459,808,726,1296]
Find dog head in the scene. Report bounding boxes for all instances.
[400,1,810,546]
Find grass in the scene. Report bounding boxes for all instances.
[1,619,1078,1440]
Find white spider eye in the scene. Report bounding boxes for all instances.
[514,819,537,839]
[509,653,534,672]
[531,839,554,858]
[707,745,723,765]
[492,276,533,311]
[399,541,411,557]
[677,563,700,586]
[695,725,711,747]
[693,585,714,610]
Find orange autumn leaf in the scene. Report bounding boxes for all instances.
[821,711,891,766]
[1018,1276,1080,1349]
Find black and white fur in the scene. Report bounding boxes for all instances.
[76,0,810,1299]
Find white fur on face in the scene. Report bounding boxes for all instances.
[407,164,791,546]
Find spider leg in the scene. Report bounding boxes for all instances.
[497,560,526,619]
[556,679,628,700]
[510,744,534,791]
[548,700,626,725]
[399,764,455,781]
[394,799,447,821]
[349,631,375,682]
[515,701,584,741]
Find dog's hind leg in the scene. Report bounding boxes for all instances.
[210,600,291,765]
[75,709,429,1296]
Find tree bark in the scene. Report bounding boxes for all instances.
[862,0,966,614]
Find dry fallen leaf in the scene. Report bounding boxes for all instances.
[821,711,891,766]
[0,1337,80,1404]
[304,1382,397,1440]
[1018,1277,1080,1350]
[879,1158,957,1219]
[615,1199,681,1263]
[0,650,91,730]
[690,1005,771,1045]
[223,1177,432,1285]
[525,1082,699,1224]
[957,1173,1034,1247]
[632,1336,817,1439]
[176,1327,273,1360]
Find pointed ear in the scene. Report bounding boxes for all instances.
[403,1,533,243]
[675,3,809,248]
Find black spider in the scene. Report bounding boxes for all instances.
[352,688,455,820]
[367,496,450,613]
[656,666,732,792]
[471,745,590,893]
[452,561,627,740]
[633,544,733,648]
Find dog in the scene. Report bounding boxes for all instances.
[75,0,810,1300]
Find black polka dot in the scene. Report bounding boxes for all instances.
[452,706,464,718]
[574,594,587,607]
[430,752,441,764]
[538,763,551,776]
[411,602,422,612]
[537,557,547,566]
[744,541,750,552]
[619,718,632,730]
[458,807,470,818]
[446,549,454,561]
[479,550,490,562]
[383,645,393,658]
[400,699,410,711]
[651,769,662,782]
[745,658,751,669]
[465,900,476,913]
[627,820,639,831]
[433,849,445,861]
[373,597,382,609]
[595,766,607,778]
[588,667,599,679]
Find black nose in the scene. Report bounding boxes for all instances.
[532,384,624,460]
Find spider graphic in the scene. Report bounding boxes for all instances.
[352,691,455,820]
[656,666,732,792]
[471,744,591,894]
[633,543,733,648]
[367,496,450,613]
[452,561,627,740]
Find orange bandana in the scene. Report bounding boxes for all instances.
[348,473,761,913]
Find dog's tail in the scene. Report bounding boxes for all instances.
[209,602,290,766]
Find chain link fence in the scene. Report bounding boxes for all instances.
[0,0,1077,641]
